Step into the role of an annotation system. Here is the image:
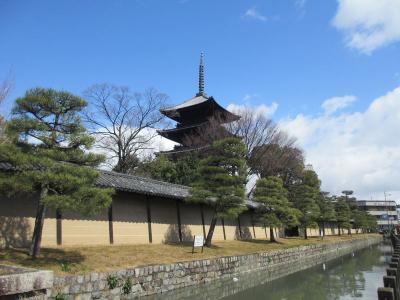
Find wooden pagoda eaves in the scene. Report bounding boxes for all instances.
[157,53,240,152]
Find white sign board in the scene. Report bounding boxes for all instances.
[192,235,204,253]
[194,235,204,247]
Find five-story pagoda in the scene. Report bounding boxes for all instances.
[158,54,240,156]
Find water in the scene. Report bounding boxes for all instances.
[147,243,391,300]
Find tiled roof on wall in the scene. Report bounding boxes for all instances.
[98,170,189,200]
[98,170,259,209]
[0,162,259,209]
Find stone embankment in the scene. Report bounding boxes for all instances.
[48,236,381,300]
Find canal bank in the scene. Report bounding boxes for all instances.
[47,235,382,299]
[149,240,390,300]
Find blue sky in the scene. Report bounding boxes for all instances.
[1,0,400,200]
[1,0,399,116]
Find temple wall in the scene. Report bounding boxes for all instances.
[151,197,180,244]
[113,193,148,244]
[223,218,239,240]
[0,192,343,248]
[180,202,205,242]
[238,212,254,240]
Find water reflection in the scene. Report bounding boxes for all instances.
[146,243,390,300]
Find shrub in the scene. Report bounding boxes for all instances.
[122,277,133,295]
[55,292,66,300]
[107,274,120,289]
[60,262,71,273]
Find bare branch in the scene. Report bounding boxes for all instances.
[0,75,12,104]
[0,73,14,140]
[82,83,168,173]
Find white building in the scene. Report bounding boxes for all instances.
[357,200,398,230]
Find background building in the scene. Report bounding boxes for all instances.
[357,200,398,230]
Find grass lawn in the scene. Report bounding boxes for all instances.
[0,234,379,275]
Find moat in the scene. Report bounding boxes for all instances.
[147,242,389,300]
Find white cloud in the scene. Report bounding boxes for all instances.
[321,95,356,115]
[243,7,268,22]
[280,86,400,201]
[332,0,400,54]
[227,102,278,118]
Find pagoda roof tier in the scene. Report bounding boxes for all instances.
[160,95,240,124]
[157,123,205,144]
[157,145,210,156]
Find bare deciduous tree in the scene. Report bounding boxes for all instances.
[0,76,12,104]
[250,143,305,188]
[0,74,13,140]
[83,83,168,173]
[225,107,299,176]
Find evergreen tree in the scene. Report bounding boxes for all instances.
[188,137,247,247]
[353,210,377,233]
[135,153,200,186]
[174,153,200,185]
[289,170,321,239]
[352,210,365,233]
[136,155,178,183]
[253,176,300,242]
[317,192,336,237]
[364,214,378,232]
[0,88,114,258]
[335,198,351,236]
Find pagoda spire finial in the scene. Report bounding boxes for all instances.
[196,52,206,97]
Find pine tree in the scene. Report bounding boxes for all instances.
[0,88,114,258]
[342,191,358,235]
[335,198,351,236]
[289,170,321,239]
[317,192,336,237]
[188,137,247,247]
[253,176,300,242]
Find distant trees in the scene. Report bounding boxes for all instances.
[0,88,114,258]
[83,84,168,173]
[253,176,300,242]
[188,137,247,247]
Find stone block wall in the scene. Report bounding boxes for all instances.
[50,236,382,300]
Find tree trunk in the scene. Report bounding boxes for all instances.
[304,226,308,239]
[321,222,325,239]
[338,224,341,236]
[269,227,276,242]
[30,186,48,258]
[205,216,218,247]
[348,228,351,235]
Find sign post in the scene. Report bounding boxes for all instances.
[192,235,204,254]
